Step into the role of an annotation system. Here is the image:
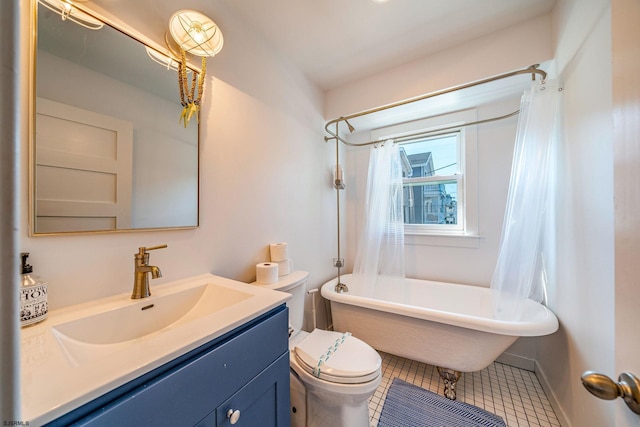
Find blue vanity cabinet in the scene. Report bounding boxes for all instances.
[48,306,290,427]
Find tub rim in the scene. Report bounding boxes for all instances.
[321,274,558,337]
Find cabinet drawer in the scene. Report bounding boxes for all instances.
[64,307,288,427]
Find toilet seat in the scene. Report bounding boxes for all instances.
[293,329,381,384]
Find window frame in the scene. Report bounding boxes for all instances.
[370,109,479,246]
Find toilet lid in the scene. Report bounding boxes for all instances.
[293,329,381,384]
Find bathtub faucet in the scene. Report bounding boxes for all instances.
[335,282,349,293]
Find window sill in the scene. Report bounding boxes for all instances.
[404,232,481,248]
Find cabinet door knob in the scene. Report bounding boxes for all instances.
[226,409,241,424]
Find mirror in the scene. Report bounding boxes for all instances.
[31,3,199,235]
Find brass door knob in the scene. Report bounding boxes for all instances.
[581,371,640,414]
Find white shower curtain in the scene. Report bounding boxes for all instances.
[491,80,562,321]
[352,140,405,295]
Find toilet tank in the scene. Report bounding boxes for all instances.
[251,271,309,333]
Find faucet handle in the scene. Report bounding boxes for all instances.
[138,244,168,254]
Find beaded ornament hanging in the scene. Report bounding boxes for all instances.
[178,49,206,127]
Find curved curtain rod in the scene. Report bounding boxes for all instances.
[340,109,520,147]
[324,64,546,147]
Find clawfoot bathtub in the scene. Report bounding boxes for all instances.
[321,274,558,399]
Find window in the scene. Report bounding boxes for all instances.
[399,133,462,231]
[371,109,478,244]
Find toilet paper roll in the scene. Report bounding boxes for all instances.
[275,259,292,276]
[256,262,279,285]
[269,242,289,262]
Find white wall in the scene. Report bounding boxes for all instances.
[20,2,337,330]
[537,1,615,426]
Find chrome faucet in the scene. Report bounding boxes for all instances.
[132,244,167,299]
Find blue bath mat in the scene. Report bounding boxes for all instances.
[378,378,506,427]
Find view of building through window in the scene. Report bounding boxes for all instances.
[399,133,459,225]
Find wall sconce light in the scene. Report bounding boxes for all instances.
[168,9,224,127]
[38,0,104,30]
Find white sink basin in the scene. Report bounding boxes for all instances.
[53,283,252,345]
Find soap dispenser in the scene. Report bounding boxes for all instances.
[20,252,48,327]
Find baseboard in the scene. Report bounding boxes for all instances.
[534,359,572,427]
[495,351,536,371]
[498,354,572,426]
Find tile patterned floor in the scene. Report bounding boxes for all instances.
[369,352,561,427]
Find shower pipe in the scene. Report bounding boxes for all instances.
[323,64,547,147]
[326,64,547,292]
[332,121,349,293]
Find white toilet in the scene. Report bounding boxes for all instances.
[253,271,381,427]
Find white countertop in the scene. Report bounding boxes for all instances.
[21,274,290,425]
